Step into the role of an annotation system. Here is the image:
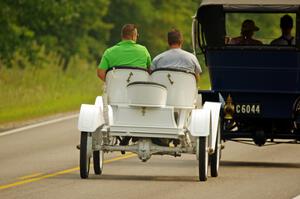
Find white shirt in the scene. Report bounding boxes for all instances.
[151,48,202,74]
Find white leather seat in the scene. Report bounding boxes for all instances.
[105,67,149,105]
[150,69,197,108]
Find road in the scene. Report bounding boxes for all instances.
[0,117,300,199]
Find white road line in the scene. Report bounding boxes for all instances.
[0,114,78,137]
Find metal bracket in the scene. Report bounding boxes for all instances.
[127,72,133,83]
[167,74,174,85]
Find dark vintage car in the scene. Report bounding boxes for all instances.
[193,0,300,146]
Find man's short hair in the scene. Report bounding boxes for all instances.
[168,29,183,46]
[121,24,137,39]
[280,15,293,29]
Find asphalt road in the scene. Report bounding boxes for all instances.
[0,117,300,199]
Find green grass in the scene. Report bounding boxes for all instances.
[198,70,211,90]
[198,55,211,90]
[0,56,210,124]
[0,57,102,124]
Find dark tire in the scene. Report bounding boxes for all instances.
[93,150,103,175]
[199,137,208,182]
[253,130,266,146]
[210,126,221,177]
[80,132,92,179]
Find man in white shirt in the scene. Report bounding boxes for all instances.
[151,29,202,80]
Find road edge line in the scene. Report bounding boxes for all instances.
[0,114,78,137]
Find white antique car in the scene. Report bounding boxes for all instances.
[78,67,221,181]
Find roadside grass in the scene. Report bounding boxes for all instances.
[198,56,211,90]
[0,56,210,125]
[199,69,211,90]
[0,57,102,124]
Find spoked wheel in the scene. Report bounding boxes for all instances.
[210,124,221,177]
[80,132,92,179]
[198,136,209,181]
[93,150,103,175]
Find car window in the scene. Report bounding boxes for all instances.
[225,13,296,45]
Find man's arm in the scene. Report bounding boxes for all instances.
[97,50,109,81]
[97,68,106,81]
[149,56,158,73]
[191,54,201,82]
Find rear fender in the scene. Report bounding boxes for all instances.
[203,102,222,152]
[78,97,105,132]
[190,108,210,137]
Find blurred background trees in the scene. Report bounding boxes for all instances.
[0,0,112,69]
[0,0,295,70]
[0,0,199,69]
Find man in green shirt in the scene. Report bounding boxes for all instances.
[97,24,151,81]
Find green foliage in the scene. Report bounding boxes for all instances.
[0,0,200,67]
[0,0,112,69]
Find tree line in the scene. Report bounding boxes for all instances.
[0,0,200,70]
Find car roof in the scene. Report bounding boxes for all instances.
[198,0,300,13]
[200,0,300,6]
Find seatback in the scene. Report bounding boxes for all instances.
[105,67,149,105]
[127,81,167,107]
[150,69,197,108]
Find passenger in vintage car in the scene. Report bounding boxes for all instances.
[97,24,151,81]
[229,19,263,45]
[271,14,295,46]
[150,28,202,80]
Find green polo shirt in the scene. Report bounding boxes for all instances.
[98,40,151,70]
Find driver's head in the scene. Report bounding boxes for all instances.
[241,19,259,38]
[167,28,183,46]
[121,24,138,41]
[280,15,293,33]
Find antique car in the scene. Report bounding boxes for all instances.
[78,67,222,181]
[193,0,300,146]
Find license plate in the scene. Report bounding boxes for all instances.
[235,104,261,115]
